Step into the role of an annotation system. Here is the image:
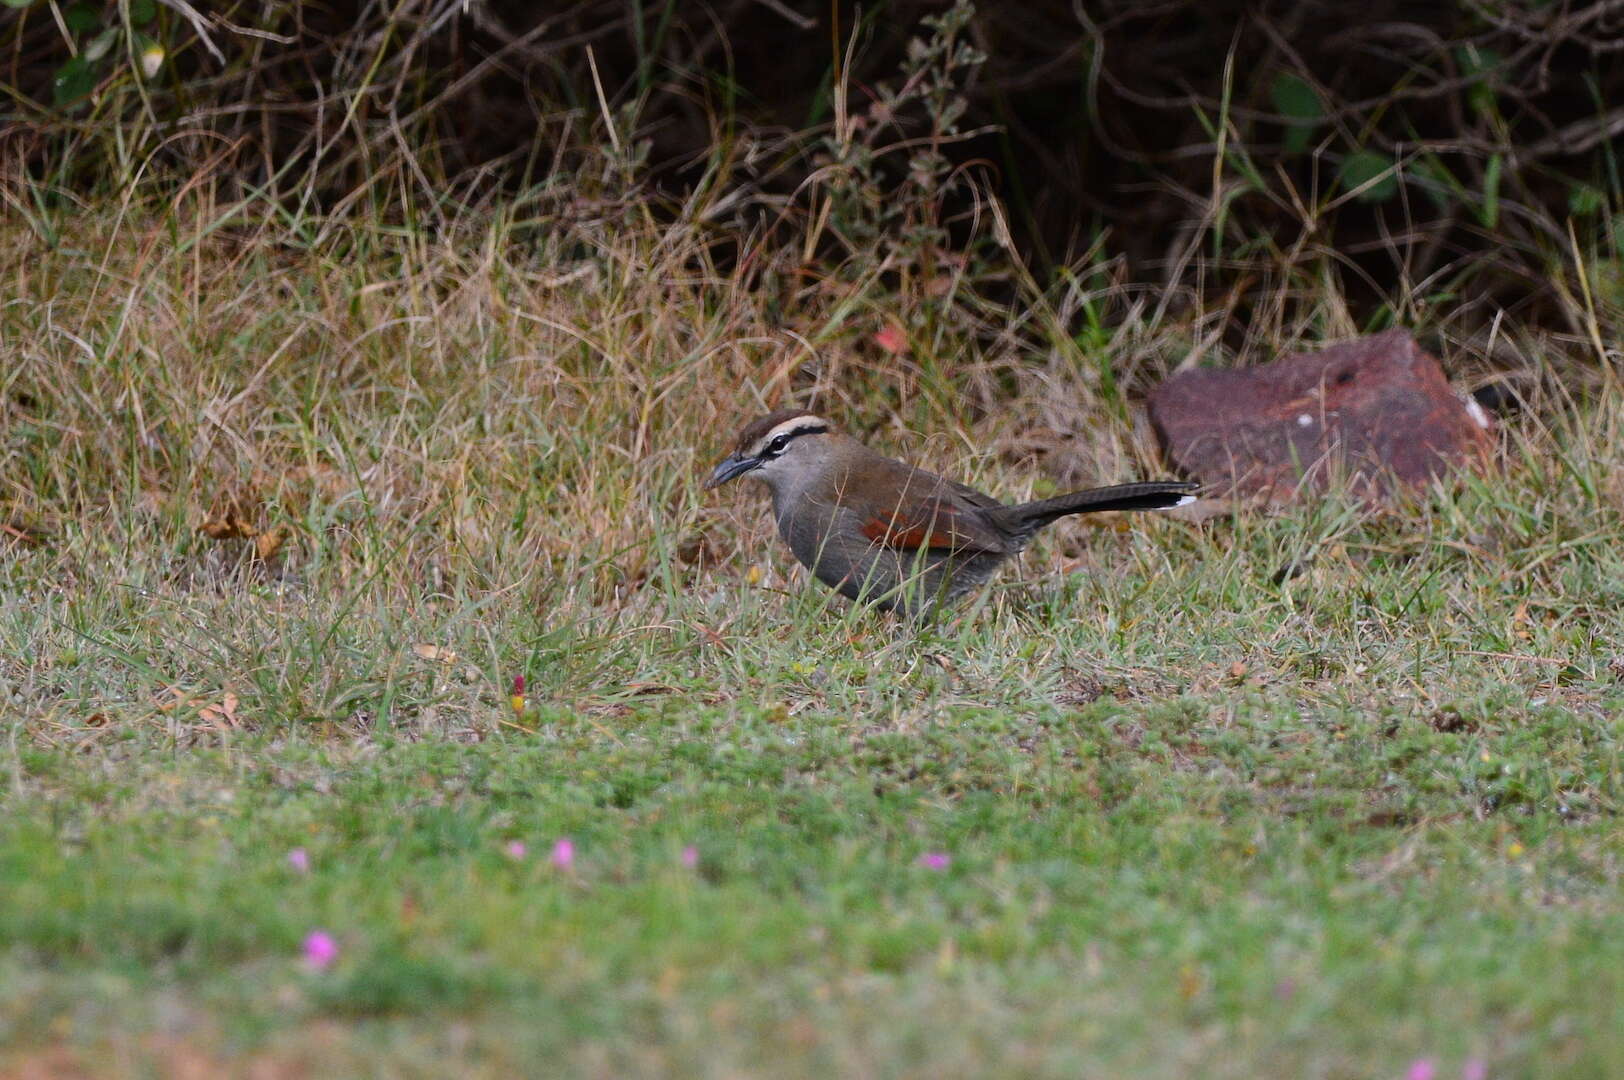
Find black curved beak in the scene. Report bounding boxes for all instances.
[705,453,760,490]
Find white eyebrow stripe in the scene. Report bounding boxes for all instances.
[763,416,827,441]
[752,416,829,454]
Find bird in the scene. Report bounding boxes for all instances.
[705,409,1198,615]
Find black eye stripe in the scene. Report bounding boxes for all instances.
[755,423,828,457]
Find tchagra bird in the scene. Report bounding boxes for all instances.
[706,410,1197,614]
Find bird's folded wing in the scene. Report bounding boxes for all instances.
[858,494,1010,553]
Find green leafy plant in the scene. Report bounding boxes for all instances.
[815,0,989,273]
[1337,149,1399,204]
[1270,73,1322,154]
[41,0,164,110]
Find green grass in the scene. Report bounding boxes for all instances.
[0,197,1620,1077]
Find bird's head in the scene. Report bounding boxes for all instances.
[705,410,835,491]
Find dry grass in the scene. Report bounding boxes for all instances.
[3,180,1620,735]
[1,152,1621,1075]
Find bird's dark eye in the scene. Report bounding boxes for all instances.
[767,435,789,453]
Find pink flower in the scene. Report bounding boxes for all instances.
[1406,1059,1436,1080]
[917,852,951,871]
[1461,1060,1488,1080]
[301,930,338,972]
[681,845,699,869]
[287,848,310,873]
[504,840,527,860]
[550,838,574,869]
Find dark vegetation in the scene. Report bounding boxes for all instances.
[6,1,1623,346]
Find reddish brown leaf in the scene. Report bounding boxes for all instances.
[873,323,908,355]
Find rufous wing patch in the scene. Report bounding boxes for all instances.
[861,509,977,551]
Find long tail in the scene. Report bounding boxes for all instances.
[1009,481,1198,531]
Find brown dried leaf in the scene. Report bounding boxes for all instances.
[412,643,458,664]
[625,682,679,695]
[155,685,201,712]
[198,511,258,541]
[254,526,288,561]
[1512,599,1531,641]
[2,520,51,548]
[198,692,240,729]
[1178,964,1204,1001]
